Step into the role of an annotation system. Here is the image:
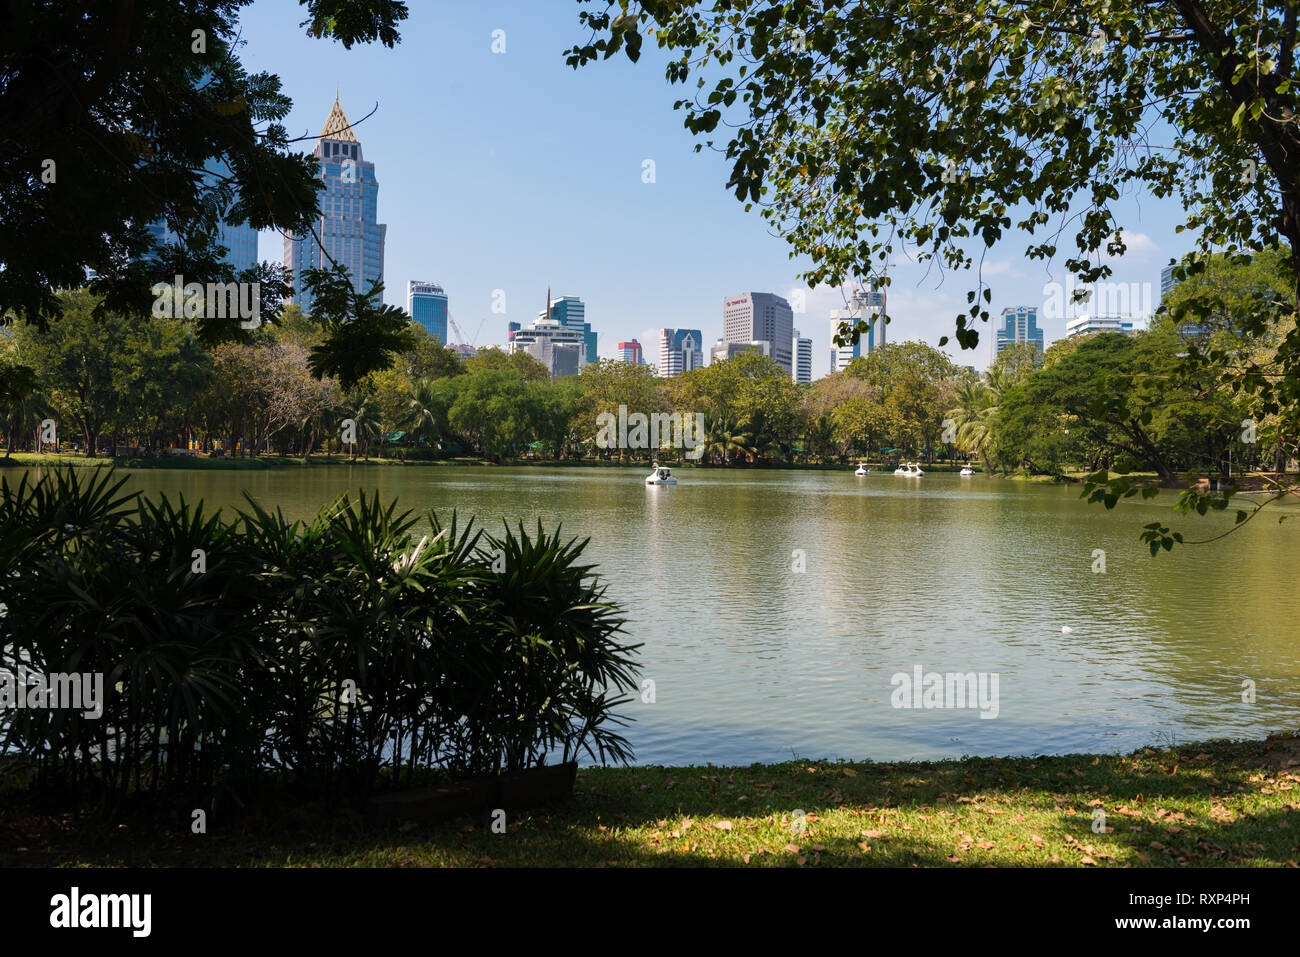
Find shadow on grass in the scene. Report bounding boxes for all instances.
[2,738,1297,867]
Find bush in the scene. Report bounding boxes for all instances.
[0,467,639,812]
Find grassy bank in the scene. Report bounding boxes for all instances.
[3,736,1297,867]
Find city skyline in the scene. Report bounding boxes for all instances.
[231,2,1185,378]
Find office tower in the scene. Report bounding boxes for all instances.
[407,281,449,344]
[283,95,387,312]
[828,286,886,372]
[792,330,812,383]
[657,328,704,377]
[145,155,259,275]
[538,295,595,366]
[1159,262,1204,336]
[1065,314,1137,337]
[722,293,794,372]
[993,305,1045,361]
[711,338,771,363]
[510,289,588,377]
[1160,264,1179,301]
[617,340,645,365]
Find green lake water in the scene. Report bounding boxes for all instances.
[75,463,1300,765]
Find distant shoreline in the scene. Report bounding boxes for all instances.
[2,453,1295,492]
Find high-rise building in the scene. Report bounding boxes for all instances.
[407,281,448,344]
[1159,262,1205,337]
[1160,264,1179,301]
[657,328,704,377]
[145,154,259,275]
[510,289,587,377]
[1065,314,1137,338]
[993,305,1045,361]
[538,295,595,366]
[722,293,794,372]
[283,95,387,313]
[829,286,886,372]
[507,321,521,343]
[792,330,812,384]
[617,339,645,365]
[711,338,771,364]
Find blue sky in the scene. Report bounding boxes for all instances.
[239,0,1189,375]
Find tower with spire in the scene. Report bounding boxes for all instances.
[282,94,387,312]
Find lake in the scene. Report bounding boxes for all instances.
[95,463,1300,766]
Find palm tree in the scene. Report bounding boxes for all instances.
[805,413,837,463]
[337,392,381,461]
[702,414,755,465]
[947,370,1007,473]
[404,377,446,451]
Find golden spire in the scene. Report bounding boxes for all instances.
[320,93,358,142]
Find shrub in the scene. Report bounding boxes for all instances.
[0,467,640,812]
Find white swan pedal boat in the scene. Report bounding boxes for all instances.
[854,462,869,476]
[646,464,677,485]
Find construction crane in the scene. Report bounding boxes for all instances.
[446,309,487,351]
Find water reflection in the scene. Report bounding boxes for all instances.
[108,464,1300,765]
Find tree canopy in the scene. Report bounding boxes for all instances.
[0,0,409,371]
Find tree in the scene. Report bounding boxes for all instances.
[948,378,1000,473]
[466,347,551,382]
[1,0,409,345]
[1013,331,1223,482]
[0,359,44,457]
[569,0,1300,546]
[569,1,1300,340]
[301,266,418,390]
[113,315,213,451]
[13,290,129,456]
[403,326,467,381]
[405,377,450,450]
[846,341,961,458]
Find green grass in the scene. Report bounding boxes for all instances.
[3,736,1297,867]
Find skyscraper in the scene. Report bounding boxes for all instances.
[283,95,387,312]
[658,328,704,377]
[1160,264,1179,301]
[145,154,259,275]
[538,295,595,366]
[511,289,587,377]
[617,340,645,365]
[829,287,886,372]
[407,281,449,344]
[792,330,812,384]
[722,293,794,372]
[993,306,1045,361]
